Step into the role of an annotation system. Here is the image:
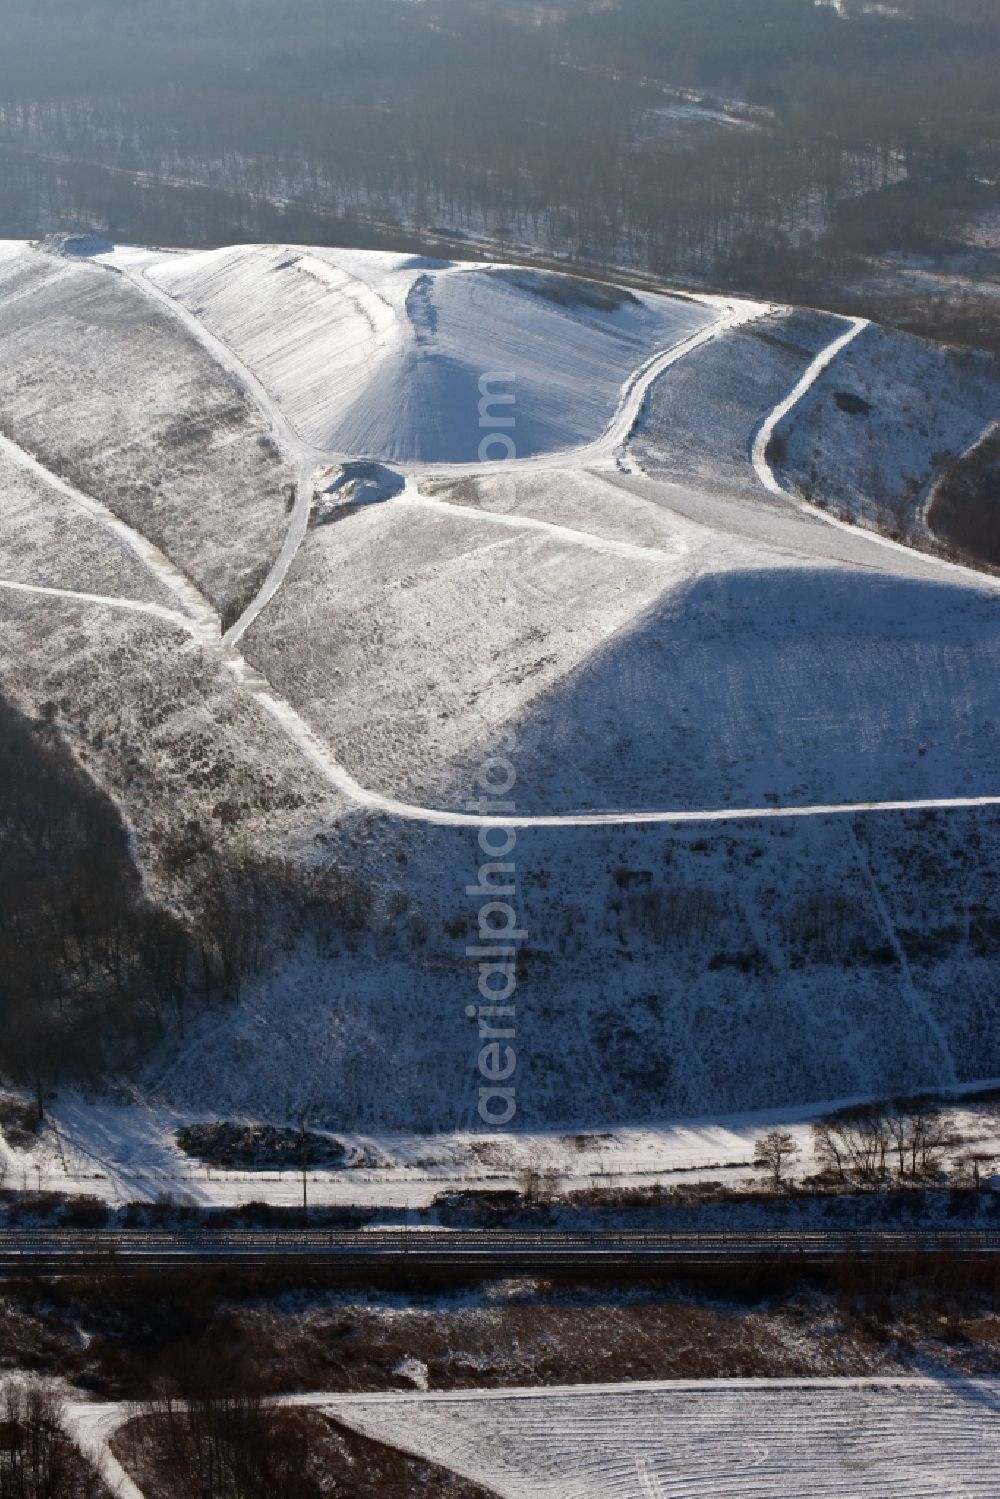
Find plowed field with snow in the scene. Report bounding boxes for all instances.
[328,1379,1000,1499]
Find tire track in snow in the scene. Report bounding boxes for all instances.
[848,824,958,1088]
[398,482,689,565]
[751,315,1000,592]
[637,1457,666,1499]
[0,430,220,642]
[0,577,194,629]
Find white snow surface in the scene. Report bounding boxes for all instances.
[777,324,1000,538]
[322,1378,1000,1499]
[58,1381,1000,1499]
[0,241,295,620]
[62,1404,145,1499]
[10,1087,999,1209]
[2,237,1000,1139]
[144,245,720,461]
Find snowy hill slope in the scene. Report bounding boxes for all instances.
[777,324,1000,542]
[146,245,717,461]
[0,446,177,607]
[240,482,688,800]
[0,242,294,620]
[478,561,1000,815]
[238,466,1000,817]
[633,307,847,496]
[2,237,1000,1144]
[146,791,1000,1130]
[328,1380,1000,1499]
[633,307,1000,552]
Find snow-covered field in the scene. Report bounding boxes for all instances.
[0,446,175,606]
[242,459,1000,816]
[0,584,333,899]
[633,308,847,497]
[6,1084,997,1210]
[241,480,687,800]
[61,1379,1000,1499]
[0,241,294,619]
[460,547,1000,815]
[2,236,1000,1153]
[324,1379,1000,1499]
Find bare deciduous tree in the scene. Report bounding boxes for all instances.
[0,1382,107,1497]
[753,1130,800,1189]
[813,1098,957,1186]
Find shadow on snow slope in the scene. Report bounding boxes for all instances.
[423,566,1000,817]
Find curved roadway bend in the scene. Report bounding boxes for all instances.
[415,295,773,477]
[13,253,1000,831]
[752,316,869,498]
[122,261,318,649]
[750,313,1000,589]
[0,429,220,643]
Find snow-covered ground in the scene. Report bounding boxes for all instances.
[2,236,1000,1149]
[0,582,335,905]
[324,1379,1000,1499]
[240,477,688,801]
[62,1403,145,1499]
[58,1379,1000,1499]
[143,245,721,463]
[242,461,1000,817]
[4,1083,996,1210]
[633,307,848,497]
[777,324,1000,539]
[0,447,176,607]
[0,241,294,619]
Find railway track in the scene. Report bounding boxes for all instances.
[0,1228,996,1276]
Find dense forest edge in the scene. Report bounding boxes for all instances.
[0,0,996,346]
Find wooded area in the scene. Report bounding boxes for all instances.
[0,694,372,1094]
[0,0,995,311]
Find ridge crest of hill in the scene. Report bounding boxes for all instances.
[146,244,718,462]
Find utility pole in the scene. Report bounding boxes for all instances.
[299,1110,309,1226]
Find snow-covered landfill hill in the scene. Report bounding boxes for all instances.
[1,233,999,1135]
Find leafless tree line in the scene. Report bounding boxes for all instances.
[0,0,995,296]
[0,1386,106,1499]
[812,1098,961,1185]
[756,1095,994,1190]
